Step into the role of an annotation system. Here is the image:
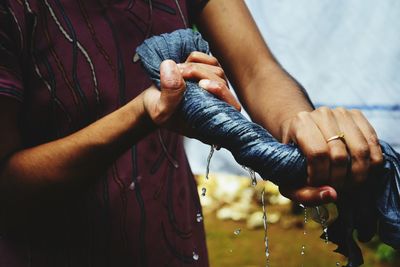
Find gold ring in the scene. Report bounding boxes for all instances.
[326,132,345,143]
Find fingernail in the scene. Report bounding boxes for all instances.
[319,190,332,201]
[199,79,211,88]
[161,60,178,77]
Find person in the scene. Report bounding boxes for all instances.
[0,0,382,266]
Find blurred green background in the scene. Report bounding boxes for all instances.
[197,175,399,267]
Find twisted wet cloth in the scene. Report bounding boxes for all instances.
[136,29,400,267]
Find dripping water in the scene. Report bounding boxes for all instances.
[315,206,329,244]
[234,228,241,236]
[196,212,203,223]
[192,252,199,261]
[299,204,307,263]
[205,145,217,180]
[261,189,270,267]
[201,187,207,197]
[242,166,258,187]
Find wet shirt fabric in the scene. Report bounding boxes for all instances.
[137,29,400,267]
[0,1,209,266]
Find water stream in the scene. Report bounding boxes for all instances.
[261,189,270,267]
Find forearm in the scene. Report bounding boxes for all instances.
[0,92,154,203]
[196,0,313,140]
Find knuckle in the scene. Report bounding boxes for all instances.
[163,77,184,90]
[209,55,219,65]
[350,109,363,116]
[297,111,310,120]
[214,81,225,90]
[335,107,348,115]
[330,150,348,165]
[215,67,225,77]
[366,134,380,146]
[188,51,200,61]
[371,151,384,166]
[316,106,331,115]
[186,64,196,74]
[353,146,370,161]
[308,147,330,162]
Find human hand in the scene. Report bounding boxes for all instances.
[142,52,240,134]
[278,107,383,206]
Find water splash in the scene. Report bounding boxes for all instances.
[234,228,241,236]
[205,145,216,180]
[300,245,305,255]
[196,212,203,223]
[192,252,199,261]
[261,189,270,267]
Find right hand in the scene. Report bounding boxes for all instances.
[142,55,240,135]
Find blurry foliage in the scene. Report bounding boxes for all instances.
[375,243,398,263]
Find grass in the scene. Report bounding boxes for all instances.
[204,204,399,267]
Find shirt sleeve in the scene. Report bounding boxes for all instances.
[0,3,24,102]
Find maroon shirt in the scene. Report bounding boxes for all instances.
[0,1,208,266]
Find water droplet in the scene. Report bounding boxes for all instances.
[205,145,216,179]
[129,182,135,190]
[299,204,305,208]
[196,213,203,223]
[133,52,140,63]
[300,206,307,263]
[192,252,199,261]
[234,228,241,235]
[201,187,207,197]
[312,206,330,243]
[241,166,257,186]
[301,245,306,255]
[336,262,341,266]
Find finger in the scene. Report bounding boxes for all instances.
[333,108,370,185]
[288,111,330,186]
[310,107,349,188]
[153,60,185,124]
[185,51,219,66]
[199,79,241,111]
[280,185,337,207]
[349,109,383,167]
[177,63,227,84]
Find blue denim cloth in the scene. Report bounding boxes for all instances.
[137,29,400,267]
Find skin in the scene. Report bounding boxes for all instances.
[0,0,383,216]
[195,0,383,206]
[0,55,239,215]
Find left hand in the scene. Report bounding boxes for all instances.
[279,107,383,206]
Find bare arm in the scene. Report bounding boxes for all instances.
[196,0,312,139]
[195,0,383,205]
[0,84,152,207]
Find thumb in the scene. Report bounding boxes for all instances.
[280,185,337,207]
[147,60,186,125]
[158,60,186,114]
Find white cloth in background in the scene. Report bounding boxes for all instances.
[185,0,400,175]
